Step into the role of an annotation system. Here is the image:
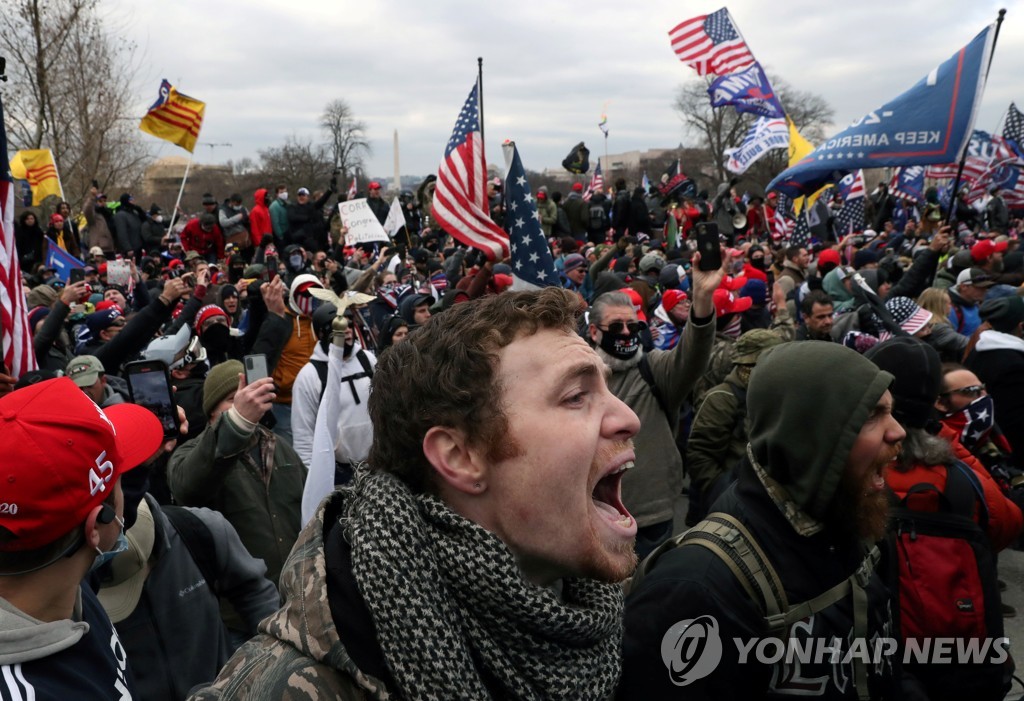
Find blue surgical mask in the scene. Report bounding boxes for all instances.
[90,516,129,572]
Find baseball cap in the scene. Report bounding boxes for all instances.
[97,498,156,623]
[571,182,583,192]
[618,287,648,323]
[297,187,310,196]
[0,378,163,551]
[713,288,753,317]
[639,253,665,274]
[86,307,124,335]
[662,289,688,312]
[818,249,842,268]
[957,267,996,288]
[369,181,382,190]
[89,246,104,257]
[971,239,1008,263]
[66,355,105,388]
[201,193,217,205]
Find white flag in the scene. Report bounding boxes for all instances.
[725,117,789,174]
[383,196,406,238]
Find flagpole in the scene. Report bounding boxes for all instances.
[166,153,193,240]
[945,8,1007,226]
[477,57,485,146]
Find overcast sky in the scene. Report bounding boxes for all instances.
[103,0,1021,184]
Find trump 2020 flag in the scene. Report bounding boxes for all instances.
[708,62,785,119]
[769,23,994,198]
[725,117,788,174]
[10,149,63,206]
[889,166,926,202]
[502,141,559,290]
[139,79,205,153]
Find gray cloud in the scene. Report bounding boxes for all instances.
[110,0,1020,182]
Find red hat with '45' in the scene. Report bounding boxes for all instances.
[0,378,163,551]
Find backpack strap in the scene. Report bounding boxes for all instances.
[355,349,374,379]
[311,358,329,404]
[162,505,220,596]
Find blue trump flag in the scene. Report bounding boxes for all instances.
[708,62,785,119]
[768,23,994,198]
[501,141,559,290]
[45,239,85,283]
[889,166,926,202]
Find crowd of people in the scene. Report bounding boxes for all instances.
[3,169,1024,700]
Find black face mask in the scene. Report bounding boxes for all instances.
[229,267,244,283]
[750,257,766,271]
[598,328,640,360]
[201,324,231,356]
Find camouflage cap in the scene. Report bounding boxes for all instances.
[732,329,784,365]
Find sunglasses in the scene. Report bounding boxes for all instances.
[940,384,985,399]
[600,321,640,335]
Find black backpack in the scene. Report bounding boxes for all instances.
[887,461,1011,699]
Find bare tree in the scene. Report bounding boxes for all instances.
[257,136,334,191]
[673,74,834,186]
[1,0,148,208]
[319,99,370,180]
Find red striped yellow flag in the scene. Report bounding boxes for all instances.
[9,149,62,206]
[139,79,205,152]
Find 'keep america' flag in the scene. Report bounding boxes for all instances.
[502,141,559,290]
[669,8,756,77]
[432,83,510,261]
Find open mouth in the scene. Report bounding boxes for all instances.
[592,460,636,530]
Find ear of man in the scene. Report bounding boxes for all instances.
[422,426,487,495]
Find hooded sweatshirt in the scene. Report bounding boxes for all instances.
[0,585,136,698]
[747,341,893,521]
[249,189,272,245]
[273,275,321,404]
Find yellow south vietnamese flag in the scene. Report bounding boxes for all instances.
[139,79,205,152]
[10,149,63,206]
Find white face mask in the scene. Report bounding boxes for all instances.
[153,215,164,223]
[278,191,288,201]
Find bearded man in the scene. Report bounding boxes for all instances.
[619,342,906,699]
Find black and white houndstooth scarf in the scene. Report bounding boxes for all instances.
[341,468,624,701]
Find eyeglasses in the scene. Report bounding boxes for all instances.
[599,321,640,335]
[940,384,985,399]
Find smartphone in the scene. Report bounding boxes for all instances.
[244,354,268,384]
[69,268,85,284]
[695,222,723,271]
[124,360,180,439]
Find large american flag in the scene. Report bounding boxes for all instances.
[835,170,866,235]
[669,8,756,77]
[502,142,559,290]
[0,94,38,378]
[432,84,509,260]
[582,161,604,202]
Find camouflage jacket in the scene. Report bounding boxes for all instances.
[188,492,391,700]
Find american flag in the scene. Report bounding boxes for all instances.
[669,8,757,77]
[347,177,357,201]
[1002,102,1024,157]
[771,191,794,240]
[0,94,38,379]
[502,141,559,290]
[583,161,604,202]
[834,170,866,235]
[791,210,811,247]
[432,83,510,261]
[925,131,1020,183]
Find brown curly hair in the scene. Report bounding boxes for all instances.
[368,286,586,493]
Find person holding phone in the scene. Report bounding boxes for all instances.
[586,247,725,558]
[168,361,306,588]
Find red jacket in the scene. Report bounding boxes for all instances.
[885,423,1023,552]
[249,189,272,245]
[180,217,225,259]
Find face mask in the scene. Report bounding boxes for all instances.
[153,215,164,223]
[750,257,766,271]
[90,516,128,572]
[289,254,303,270]
[278,191,288,201]
[946,394,995,450]
[598,328,640,360]
[230,267,244,283]
[201,324,231,355]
